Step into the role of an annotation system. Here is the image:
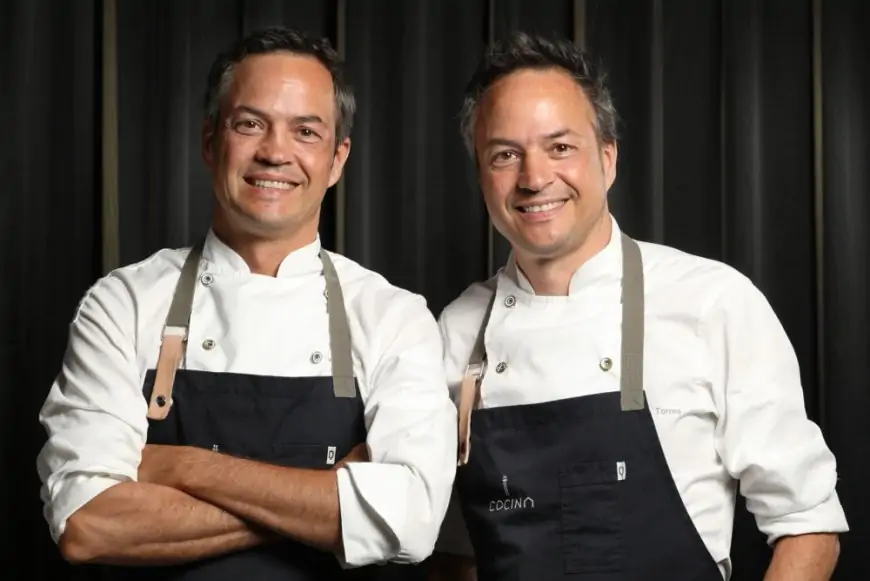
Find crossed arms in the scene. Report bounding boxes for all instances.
[38,276,457,568]
[56,442,366,566]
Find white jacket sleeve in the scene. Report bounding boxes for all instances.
[706,275,848,544]
[336,293,458,565]
[36,274,148,543]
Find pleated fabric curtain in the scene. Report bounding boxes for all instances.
[1,1,101,579]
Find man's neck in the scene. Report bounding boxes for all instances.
[212,218,318,277]
[515,215,612,296]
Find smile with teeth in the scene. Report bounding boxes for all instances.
[247,178,294,190]
[518,200,566,213]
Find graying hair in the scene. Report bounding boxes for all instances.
[460,32,618,158]
[203,27,355,145]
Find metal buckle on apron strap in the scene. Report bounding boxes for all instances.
[147,325,187,420]
[146,242,202,421]
[458,360,486,466]
[143,241,359,424]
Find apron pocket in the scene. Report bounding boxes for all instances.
[559,461,624,574]
[272,444,340,469]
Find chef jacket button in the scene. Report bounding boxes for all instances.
[599,357,613,371]
[200,272,214,286]
[202,338,216,350]
[495,361,507,374]
[504,295,516,308]
[155,395,167,407]
[310,351,323,364]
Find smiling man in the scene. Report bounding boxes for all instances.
[36,27,457,581]
[428,32,848,581]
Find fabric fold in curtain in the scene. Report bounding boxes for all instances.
[821,1,870,575]
[1,1,101,577]
[343,0,489,314]
[117,0,237,264]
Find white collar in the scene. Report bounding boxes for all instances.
[201,229,323,278]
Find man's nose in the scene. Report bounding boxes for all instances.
[516,151,555,193]
[255,128,290,166]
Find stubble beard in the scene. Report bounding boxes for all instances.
[513,196,609,263]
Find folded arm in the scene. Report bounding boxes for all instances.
[336,293,458,565]
[60,479,274,565]
[38,275,267,565]
[146,292,458,566]
[764,534,840,581]
[141,445,345,553]
[707,276,848,580]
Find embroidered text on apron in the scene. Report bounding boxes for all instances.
[454,234,723,580]
[100,242,396,581]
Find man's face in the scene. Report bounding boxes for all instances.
[474,68,617,260]
[203,52,350,240]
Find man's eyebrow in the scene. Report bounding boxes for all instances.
[483,129,578,150]
[292,115,327,125]
[484,137,523,149]
[231,105,269,118]
[229,107,326,126]
[542,128,577,140]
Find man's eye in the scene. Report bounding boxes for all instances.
[492,151,517,164]
[233,119,263,135]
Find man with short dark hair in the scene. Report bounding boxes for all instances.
[429,32,847,580]
[37,27,457,580]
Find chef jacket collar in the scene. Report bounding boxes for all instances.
[202,228,324,278]
[504,213,623,296]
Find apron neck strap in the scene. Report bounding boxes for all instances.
[458,232,646,464]
[146,242,356,420]
[619,233,645,411]
[319,250,356,398]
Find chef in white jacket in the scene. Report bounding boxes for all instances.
[36,26,456,581]
[428,32,847,581]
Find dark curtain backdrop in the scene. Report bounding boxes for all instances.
[2,0,868,579]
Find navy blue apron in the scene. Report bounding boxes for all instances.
[100,242,402,581]
[454,234,723,580]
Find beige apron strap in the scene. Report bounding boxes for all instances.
[458,291,496,466]
[147,242,203,420]
[457,232,647,460]
[619,233,646,411]
[320,251,356,398]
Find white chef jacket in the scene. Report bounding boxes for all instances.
[36,229,458,567]
[435,215,848,579]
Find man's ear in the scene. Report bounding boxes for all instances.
[327,137,352,188]
[601,141,618,190]
[202,122,217,169]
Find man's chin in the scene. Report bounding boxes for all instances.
[229,210,299,237]
[513,236,575,260]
